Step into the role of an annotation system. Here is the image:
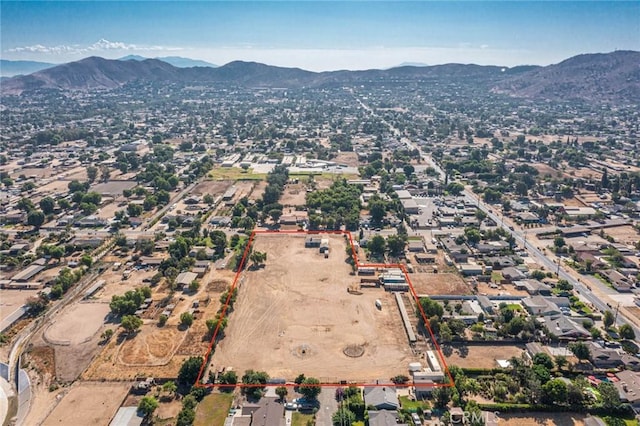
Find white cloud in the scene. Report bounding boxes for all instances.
[7,39,182,55]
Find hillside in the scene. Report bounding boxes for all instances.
[493,50,640,102]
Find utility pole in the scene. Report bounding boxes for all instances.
[614,302,621,324]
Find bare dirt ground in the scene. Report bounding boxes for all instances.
[476,282,530,297]
[280,183,307,206]
[578,192,606,204]
[603,225,639,246]
[0,288,41,323]
[532,163,561,178]
[497,413,586,426]
[212,233,419,382]
[45,302,110,345]
[561,197,587,208]
[443,344,525,369]
[83,333,191,381]
[334,152,359,167]
[118,325,185,365]
[11,167,55,179]
[156,399,182,422]
[233,181,257,201]
[83,270,231,380]
[250,181,267,201]
[95,201,121,220]
[409,273,472,295]
[570,167,602,180]
[192,180,233,197]
[63,168,89,182]
[41,381,131,426]
[33,180,70,197]
[315,177,337,190]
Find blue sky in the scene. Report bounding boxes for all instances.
[1,1,639,70]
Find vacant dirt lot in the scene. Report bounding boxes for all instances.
[118,325,185,366]
[212,233,419,382]
[0,288,41,324]
[45,302,109,345]
[42,381,131,426]
[498,412,586,426]
[409,272,472,295]
[443,344,525,369]
[604,225,639,246]
[192,180,233,197]
[532,163,561,178]
[280,183,307,206]
[334,152,359,167]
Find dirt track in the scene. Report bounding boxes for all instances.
[211,234,419,382]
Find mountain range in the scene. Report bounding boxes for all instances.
[1,51,638,103]
[118,55,218,68]
[0,59,56,77]
[0,55,217,77]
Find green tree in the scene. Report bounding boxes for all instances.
[299,377,321,399]
[276,386,288,401]
[27,209,45,229]
[368,198,387,225]
[80,254,93,267]
[419,297,444,319]
[58,199,71,210]
[619,323,635,340]
[176,408,195,426]
[250,250,267,267]
[368,235,386,258]
[555,355,568,371]
[569,342,590,362]
[432,385,452,408]
[542,378,568,405]
[158,314,168,326]
[162,381,177,398]
[86,165,98,183]
[127,203,143,217]
[121,315,142,335]
[386,235,406,257]
[332,407,356,426]
[39,197,55,215]
[598,382,622,410]
[218,370,238,388]
[138,396,158,418]
[180,312,194,327]
[177,357,203,390]
[604,310,615,329]
[533,353,554,370]
[101,329,114,341]
[446,182,464,196]
[241,369,269,400]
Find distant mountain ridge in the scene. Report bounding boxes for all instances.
[118,55,218,68]
[2,51,638,104]
[493,50,640,102]
[0,59,56,77]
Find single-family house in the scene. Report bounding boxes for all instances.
[364,385,399,410]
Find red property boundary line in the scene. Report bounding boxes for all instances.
[195,229,454,389]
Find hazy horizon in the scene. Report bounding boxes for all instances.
[2,1,639,72]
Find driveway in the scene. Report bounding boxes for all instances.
[316,386,338,425]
